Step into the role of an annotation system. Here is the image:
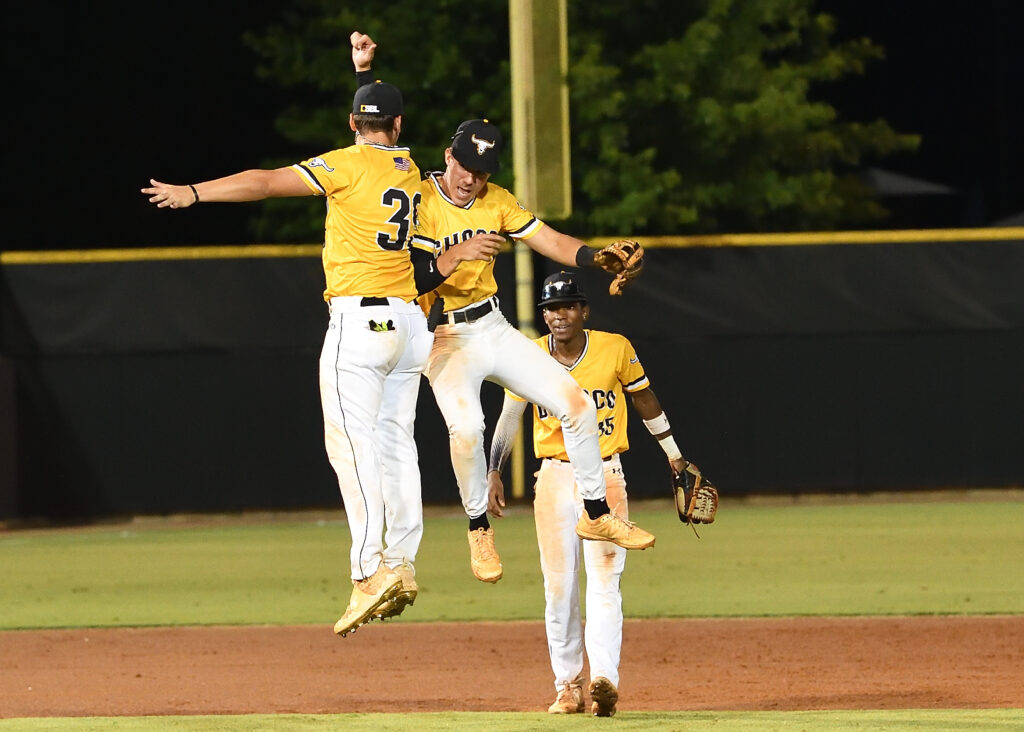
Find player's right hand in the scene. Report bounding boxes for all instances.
[459,233,505,262]
[140,179,195,209]
[350,31,376,71]
[486,470,505,518]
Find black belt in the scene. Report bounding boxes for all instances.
[360,297,390,307]
[551,455,615,463]
[447,299,495,324]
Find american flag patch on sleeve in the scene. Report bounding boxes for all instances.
[393,157,410,171]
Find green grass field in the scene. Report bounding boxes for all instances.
[3,709,1024,731]
[2,494,1022,730]
[2,496,1022,629]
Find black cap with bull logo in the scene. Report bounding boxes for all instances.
[450,119,503,174]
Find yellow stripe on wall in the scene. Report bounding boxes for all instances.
[587,227,1024,249]
[0,244,322,265]
[2,227,1022,265]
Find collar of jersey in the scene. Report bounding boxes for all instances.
[359,142,411,152]
[429,171,476,210]
[547,330,589,371]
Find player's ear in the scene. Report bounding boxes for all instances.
[349,114,357,132]
[394,115,402,136]
[582,304,590,320]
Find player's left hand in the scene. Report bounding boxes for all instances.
[140,179,195,209]
[486,470,506,518]
[350,31,376,71]
[594,239,644,295]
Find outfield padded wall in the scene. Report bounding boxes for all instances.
[1,237,1022,519]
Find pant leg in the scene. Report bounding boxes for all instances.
[425,322,492,518]
[378,310,433,568]
[583,457,628,686]
[320,303,403,581]
[534,459,585,689]
[488,318,607,501]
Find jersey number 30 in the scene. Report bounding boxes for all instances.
[377,188,421,251]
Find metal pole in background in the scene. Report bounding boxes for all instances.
[509,0,571,500]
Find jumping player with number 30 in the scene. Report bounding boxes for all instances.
[141,31,495,639]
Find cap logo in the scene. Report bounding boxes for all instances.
[471,133,496,155]
[360,104,380,113]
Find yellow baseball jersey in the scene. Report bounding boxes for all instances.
[511,330,650,460]
[292,143,421,302]
[411,172,543,311]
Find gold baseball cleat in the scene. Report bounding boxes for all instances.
[333,565,402,637]
[575,511,655,550]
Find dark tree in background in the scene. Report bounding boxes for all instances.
[244,0,917,240]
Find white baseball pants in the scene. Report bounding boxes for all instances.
[535,456,628,689]
[320,296,432,581]
[426,306,606,519]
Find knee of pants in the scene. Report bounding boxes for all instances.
[448,421,484,455]
[559,391,597,434]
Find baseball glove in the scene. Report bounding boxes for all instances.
[593,239,644,295]
[673,461,718,526]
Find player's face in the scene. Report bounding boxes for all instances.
[542,302,588,343]
[443,149,490,206]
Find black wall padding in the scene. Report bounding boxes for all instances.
[2,238,1022,519]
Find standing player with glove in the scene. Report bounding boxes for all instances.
[487,271,705,717]
[357,39,653,585]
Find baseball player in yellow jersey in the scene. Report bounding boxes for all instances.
[142,32,498,638]
[487,271,697,717]
[356,38,655,586]
[409,120,656,584]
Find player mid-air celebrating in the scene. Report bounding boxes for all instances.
[358,35,651,585]
[487,271,705,716]
[142,32,498,639]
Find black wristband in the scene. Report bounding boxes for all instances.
[188,185,200,204]
[575,245,596,268]
[355,69,375,89]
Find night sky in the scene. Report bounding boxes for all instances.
[4,1,1023,251]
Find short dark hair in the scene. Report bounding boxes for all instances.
[353,114,397,135]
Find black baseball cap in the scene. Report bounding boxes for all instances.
[450,119,502,174]
[538,271,588,308]
[352,81,403,116]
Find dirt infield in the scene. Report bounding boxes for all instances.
[2,615,1022,717]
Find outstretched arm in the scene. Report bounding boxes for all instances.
[630,386,687,474]
[141,168,310,209]
[486,394,528,517]
[521,224,592,267]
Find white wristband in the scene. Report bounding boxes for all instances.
[643,412,671,435]
[658,435,683,462]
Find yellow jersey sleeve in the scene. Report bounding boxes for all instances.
[293,144,421,302]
